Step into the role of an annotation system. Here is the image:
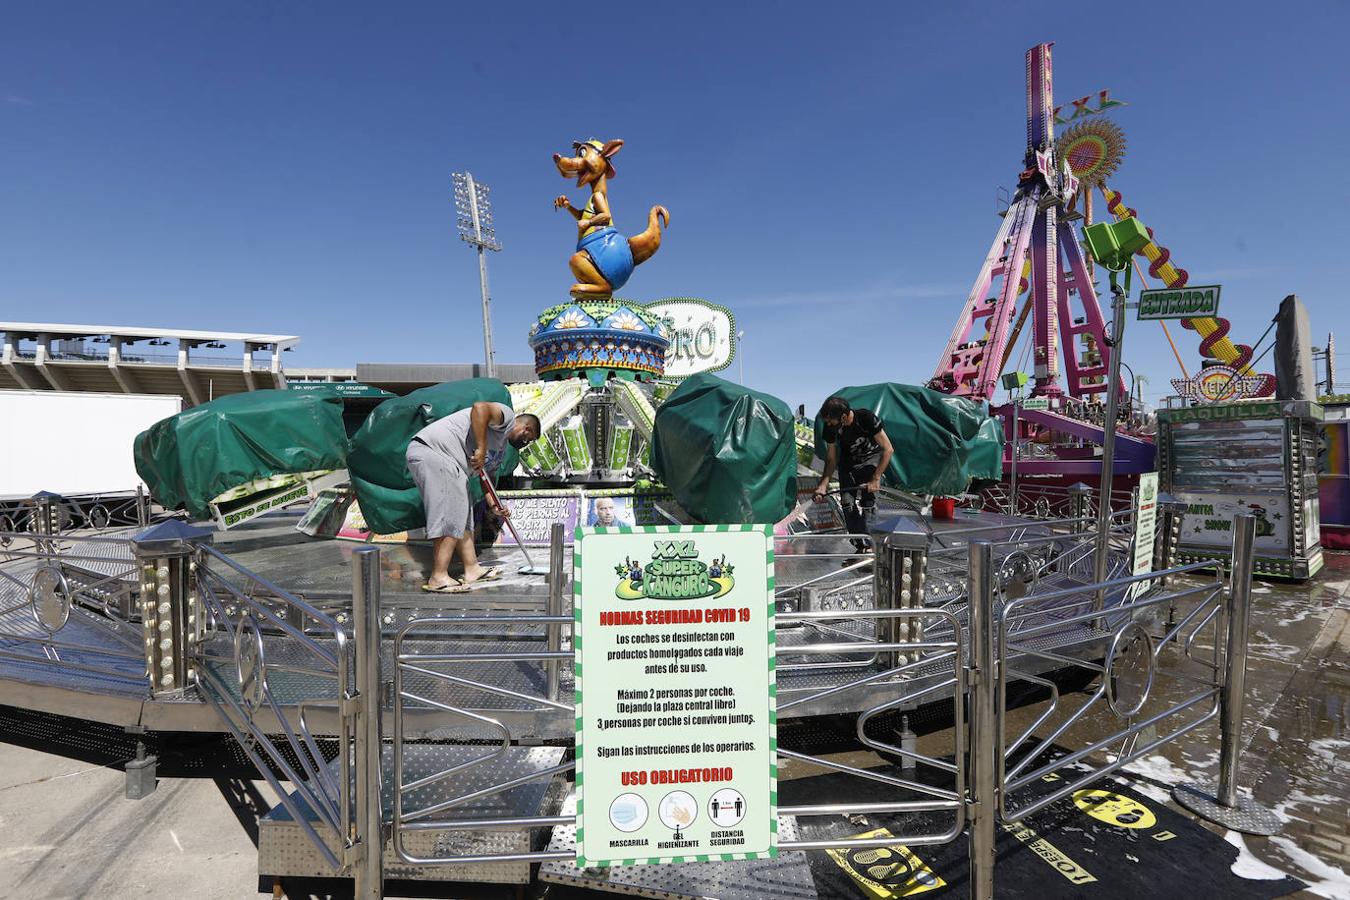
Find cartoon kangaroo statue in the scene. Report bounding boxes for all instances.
[553,139,669,299]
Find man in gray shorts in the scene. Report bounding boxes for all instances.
[405,401,540,591]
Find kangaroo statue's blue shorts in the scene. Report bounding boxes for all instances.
[577,227,635,291]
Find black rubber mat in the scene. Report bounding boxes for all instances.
[788,762,1304,899]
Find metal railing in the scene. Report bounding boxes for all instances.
[776,604,967,851]
[193,542,360,877]
[994,560,1225,820]
[0,489,151,544]
[961,514,1267,895]
[0,500,146,685]
[0,498,1273,900]
[979,480,1134,520]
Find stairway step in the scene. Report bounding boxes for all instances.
[257,743,567,884]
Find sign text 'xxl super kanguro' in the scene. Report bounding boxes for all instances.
[575,525,776,866]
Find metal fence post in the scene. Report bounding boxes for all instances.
[351,547,385,899]
[135,485,151,528]
[1007,398,1020,516]
[872,517,928,667]
[1068,483,1092,533]
[967,539,997,900]
[546,522,566,702]
[1172,514,1280,834]
[31,491,57,555]
[132,520,214,698]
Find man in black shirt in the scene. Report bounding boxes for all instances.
[813,396,894,551]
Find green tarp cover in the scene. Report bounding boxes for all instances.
[813,383,1003,496]
[346,378,517,536]
[651,372,797,524]
[133,389,349,521]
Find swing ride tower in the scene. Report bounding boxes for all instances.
[932,43,1123,403]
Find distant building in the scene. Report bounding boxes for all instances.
[356,362,536,395]
[285,367,358,385]
[2,322,299,407]
[2,322,541,407]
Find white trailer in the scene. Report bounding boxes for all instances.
[0,389,182,529]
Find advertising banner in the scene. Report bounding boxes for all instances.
[1175,491,1290,553]
[493,494,581,545]
[574,524,776,866]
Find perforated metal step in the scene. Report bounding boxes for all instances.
[258,743,568,884]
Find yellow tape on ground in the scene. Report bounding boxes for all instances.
[824,828,946,898]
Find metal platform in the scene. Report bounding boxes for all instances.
[258,743,568,884]
[0,508,1134,738]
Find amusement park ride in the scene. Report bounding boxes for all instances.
[930,42,1276,481]
[933,43,1119,404]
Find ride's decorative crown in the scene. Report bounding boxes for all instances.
[529,301,669,383]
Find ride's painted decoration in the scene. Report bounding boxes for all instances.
[1101,188,1275,396]
[1056,119,1126,191]
[1171,365,1272,404]
[645,298,738,379]
[528,300,669,384]
[1318,401,1350,550]
[1053,88,1128,126]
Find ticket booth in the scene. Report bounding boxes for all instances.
[1158,399,1323,579]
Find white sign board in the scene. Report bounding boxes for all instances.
[1132,473,1159,578]
[645,299,736,379]
[574,524,776,866]
[1128,473,1159,599]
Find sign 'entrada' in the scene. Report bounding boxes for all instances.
[1137,285,1221,320]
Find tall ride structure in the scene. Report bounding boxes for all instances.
[933,43,1122,403]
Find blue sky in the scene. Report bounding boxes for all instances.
[3,2,1347,411]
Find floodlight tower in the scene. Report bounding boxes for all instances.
[453,172,503,379]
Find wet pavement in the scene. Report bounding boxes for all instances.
[992,553,1350,898]
[1206,557,1350,897]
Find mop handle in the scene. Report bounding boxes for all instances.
[477,467,506,514]
[477,468,541,570]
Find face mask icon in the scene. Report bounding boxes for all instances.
[609,793,648,832]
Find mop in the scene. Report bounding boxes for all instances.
[477,469,551,575]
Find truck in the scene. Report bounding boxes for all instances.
[0,389,183,532]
